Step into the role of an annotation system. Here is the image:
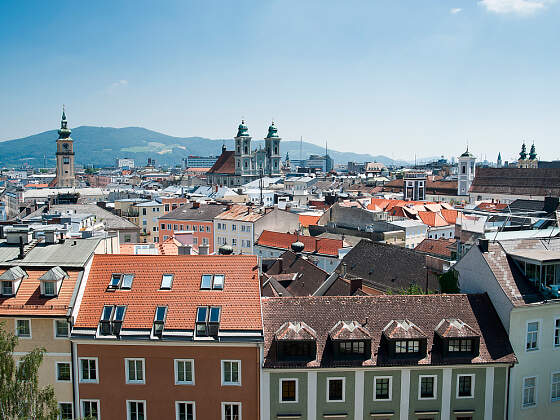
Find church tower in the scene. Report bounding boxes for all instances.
[497,152,502,168]
[234,120,252,176]
[264,121,281,176]
[55,107,78,188]
[457,147,476,196]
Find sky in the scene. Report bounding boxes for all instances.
[0,0,559,163]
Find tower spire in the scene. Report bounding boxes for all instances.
[58,106,71,139]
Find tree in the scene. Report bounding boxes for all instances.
[0,323,58,420]
[386,283,437,295]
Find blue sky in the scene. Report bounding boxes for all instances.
[1,0,559,162]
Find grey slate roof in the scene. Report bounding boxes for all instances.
[24,204,138,230]
[159,202,228,221]
[0,237,102,268]
[337,239,440,292]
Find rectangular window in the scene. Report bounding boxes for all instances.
[280,378,298,403]
[161,224,166,230]
[523,376,537,407]
[552,372,560,402]
[199,225,204,231]
[374,376,392,401]
[15,319,31,338]
[175,359,194,385]
[58,402,73,420]
[56,362,71,382]
[449,339,472,353]
[457,374,474,398]
[54,320,69,338]
[81,400,99,419]
[222,360,241,385]
[395,340,418,353]
[2,281,13,296]
[419,375,437,399]
[121,274,134,289]
[161,274,174,289]
[126,358,145,384]
[554,319,560,348]
[526,321,539,351]
[176,401,195,420]
[232,224,237,231]
[79,358,98,383]
[174,224,178,231]
[206,226,211,232]
[127,400,146,420]
[327,377,345,402]
[43,281,56,296]
[200,275,212,289]
[222,402,241,420]
[231,238,237,246]
[338,341,365,354]
[153,306,167,337]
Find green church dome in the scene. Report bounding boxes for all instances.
[236,120,250,137]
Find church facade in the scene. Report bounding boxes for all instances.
[207,120,282,187]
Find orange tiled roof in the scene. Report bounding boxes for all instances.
[24,183,49,188]
[73,254,262,331]
[0,268,81,316]
[158,237,180,255]
[441,208,458,224]
[257,231,344,256]
[417,211,450,227]
[299,214,322,227]
[415,238,456,258]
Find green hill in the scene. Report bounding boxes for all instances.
[0,126,405,168]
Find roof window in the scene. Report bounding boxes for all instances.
[107,273,134,290]
[195,306,221,337]
[152,306,168,338]
[99,305,126,336]
[200,274,225,290]
[160,274,174,290]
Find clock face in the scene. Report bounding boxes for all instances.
[63,143,69,150]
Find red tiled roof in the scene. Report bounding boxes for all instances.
[0,268,81,316]
[207,151,235,175]
[24,183,49,188]
[257,231,344,256]
[73,254,262,331]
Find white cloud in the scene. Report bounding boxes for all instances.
[450,8,463,14]
[111,80,128,88]
[479,0,555,15]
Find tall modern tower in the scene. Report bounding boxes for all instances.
[457,147,476,196]
[55,108,78,187]
[264,121,281,176]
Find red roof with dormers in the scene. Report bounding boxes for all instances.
[73,254,262,331]
[257,230,346,257]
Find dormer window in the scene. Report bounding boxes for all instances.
[0,267,27,297]
[160,274,174,290]
[195,306,221,337]
[338,341,365,355]
[383,319,427,358]
[395,340,420,354]
[108,273,134,290]
[99,305,126,336]
[153,306,167,337]
[435,318,480,357]
[275,321,317,361]
[39,267,67,297]
[200,274,225,290]
[449,338,473,353]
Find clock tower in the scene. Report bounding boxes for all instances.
[55,107,78,188]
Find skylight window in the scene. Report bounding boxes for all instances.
[200,275,212,289]
[195,306,221,337]
[213,275,225,290]
[99,305,126,336]
[161,274,174,290]
[200,274,225,290]
[108,273,134,290]
[153,306,167,338]
[121,274,134,289]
